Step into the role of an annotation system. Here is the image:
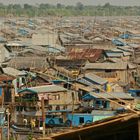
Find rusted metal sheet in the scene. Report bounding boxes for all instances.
[0,74,14,81]
[68,48,103,62]
[55,59,86,68]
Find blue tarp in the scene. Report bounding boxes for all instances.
[18,88,37,94]
[28,20,34,25]
[128,89,140,97]
[47,46,65,53]
[119,34,132,39]
[82,93,95,100]
[18,28,29,36]
[0,36,6,42]
[52,80,64,84]
[112,38,127,46]
[128,89,140,93]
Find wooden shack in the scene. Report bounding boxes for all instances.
[83,62,137,83]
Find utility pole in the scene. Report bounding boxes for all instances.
[7,111,9,140]
[6,108,10,140]
[41,97,45,137]
[71,92,74,127]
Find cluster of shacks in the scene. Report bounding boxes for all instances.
[0,16,140,138]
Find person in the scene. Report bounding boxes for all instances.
[30,119,36,130]
[23,118,27,127]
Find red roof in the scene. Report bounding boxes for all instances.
[0,74,14,81]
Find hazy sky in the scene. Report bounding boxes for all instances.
[0,0,140,6]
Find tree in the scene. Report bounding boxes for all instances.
[76,2,84,10]
[44,3,51,8]
[39,3,51,9]
[66,5,74,10]
[24,4,32,9]
[104,2,111,8]
[57,3,62,9]
[0,3,4,8]
[13,4,21,9]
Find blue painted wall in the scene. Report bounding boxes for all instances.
[67,114,93,126]
[0,88,2,96]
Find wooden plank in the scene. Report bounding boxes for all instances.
[138,118,140,140]
[50,113,138,139]
[0,128,2,140]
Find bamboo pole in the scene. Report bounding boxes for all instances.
[41,97,45,137]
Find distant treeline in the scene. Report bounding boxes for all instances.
[0,2,140,17]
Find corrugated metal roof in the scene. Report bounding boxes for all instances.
[105,52,123,57]
[78,78,94,86]
[0,45,10,63]
[32,33,57,46]
[117,46,134,52]
[106,58,122,63]
[68,48,103,62]
[84,62,128,70]
[0,36,6,42]
[18,48,47,56]
[89,92,134,100]
[123,52,132,56]
[110,48,132,56]
[0,74,14,81]
[55,59,86,68]
[29,85,67,93]
[7,57,47,69]
[91,110,116,115]
[47,46,64,53]
[128,63,137,69]
[6,41,27,47]
[3,67,26,77]
[28,45,47,52]
[84,73,108,85]
[59,34,93,45]
[133,58,140,64]
[105,50,123,58]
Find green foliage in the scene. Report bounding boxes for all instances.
[104,2,111,8]
[76,2,84,10]
[0,3,140,17]
[10,136,15,140]
[27,133,33,140]
[57,3,63,9]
